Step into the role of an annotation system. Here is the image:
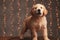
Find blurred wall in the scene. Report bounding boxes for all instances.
[0,0,60,39]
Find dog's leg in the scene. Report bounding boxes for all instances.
[41,26,50,40]
[20,27,27,39]
[31,29,37,40]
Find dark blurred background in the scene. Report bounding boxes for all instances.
[0,0,60,40]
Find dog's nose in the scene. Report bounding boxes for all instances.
[38,9,40,12]
[37,9,41,14]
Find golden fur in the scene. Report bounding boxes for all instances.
[20,4,50,40]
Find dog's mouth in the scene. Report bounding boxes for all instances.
[37,12,41,15]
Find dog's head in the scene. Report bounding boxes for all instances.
[31,4,48,16]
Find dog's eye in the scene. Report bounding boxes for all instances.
[41,7,42,9]
[34,7,37,9]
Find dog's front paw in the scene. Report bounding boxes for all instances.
[33,37,37,40]
[20,35,24,39]
[44,38,50,40]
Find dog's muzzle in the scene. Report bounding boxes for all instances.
[36,9,41,15]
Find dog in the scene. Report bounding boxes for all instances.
[20,4,50,40]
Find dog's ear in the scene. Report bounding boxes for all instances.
[43,8,48,16]
[30,4,36,16]
[30,6,34,16]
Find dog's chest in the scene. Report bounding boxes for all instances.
[28,18,41,27]
[27,16,47,29]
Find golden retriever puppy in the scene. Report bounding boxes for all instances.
[20,4,50,40]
